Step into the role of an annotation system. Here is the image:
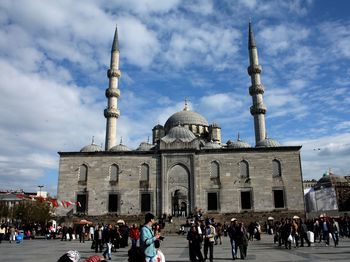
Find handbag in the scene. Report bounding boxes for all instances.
[288,234,293,242]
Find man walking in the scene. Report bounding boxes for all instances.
[140,213,161,262]
[203,219,215,262]
[228,218,238,260]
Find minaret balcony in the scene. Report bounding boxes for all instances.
[105,88,120,98]
[250,105,267,115]
[107,69,121,78]
[249,84,265,95]
[247,65,262,75]
[104,108,120,118]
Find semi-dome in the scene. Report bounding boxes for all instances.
[202,141,222,149]
[109,143,131,152]
[161,125,196,143]
[227,139,251,149]
[136,142,154,151]
[164,110,208,132]
[80,143,103,152]
[256,138,280,148]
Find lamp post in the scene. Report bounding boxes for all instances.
[38,185,44,197]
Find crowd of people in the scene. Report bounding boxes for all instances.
[272,215,350,249]
[2,213,350,262]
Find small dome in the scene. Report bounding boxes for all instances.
[164,110,208,132]
[80,143,102,152]
[161,125,196,143]
[109,143,131,152]
[136,142,154,151]
[202,141,222,149]
[152,124,164,130]
[256,138,280,148]
[227,139,251,149]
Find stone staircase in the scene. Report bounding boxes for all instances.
[161,216,188,235]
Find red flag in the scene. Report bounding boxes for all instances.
[50,199,59,208]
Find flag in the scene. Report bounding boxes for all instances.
[50,199,59,208]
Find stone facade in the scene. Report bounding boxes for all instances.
[57,147,304,218]
[56,23,305,219]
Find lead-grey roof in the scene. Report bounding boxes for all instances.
[256,138,280,148]
[164,110,208,132]
[202,141,222,149]
[227,139,251,148]
[136,142,154,151]
[109,143,131,152]
[161,125,196,143]
[80,143,103,152]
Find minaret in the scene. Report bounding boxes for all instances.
[104,25,121,151]
[247,21,267,145]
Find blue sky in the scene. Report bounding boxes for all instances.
[0,0,349,196]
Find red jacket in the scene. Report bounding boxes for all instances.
[129,227,140,240]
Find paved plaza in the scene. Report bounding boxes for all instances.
[0,234,349,261]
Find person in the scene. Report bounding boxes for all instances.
[9,225,16,243]
[130,224,141,247]
[84,255,107,262]
[61,225,68,241]
[187,224,204,262]
[236,222,248,259]
[227,218,238,260]
[128,246,146,262]
[203,219,215,262]
[140,213,161,262]
[89,225,95,241]
[299,219,310,247]
[102,224,113,260]
[57,250,80,262]
[0,224,6,243]
[94,225,103,253]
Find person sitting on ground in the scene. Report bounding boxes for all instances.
[84,255,107,262]
[57,250,81,262]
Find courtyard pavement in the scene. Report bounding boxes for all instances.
[0,234,349,261]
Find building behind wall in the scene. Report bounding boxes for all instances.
[57,22,305,221]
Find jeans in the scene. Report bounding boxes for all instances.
[230,239,237,259]
[103,242,112,259]
[145,255,157,262]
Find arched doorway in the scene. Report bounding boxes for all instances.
[168,164,190,216]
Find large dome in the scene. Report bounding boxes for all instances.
[164,110,208,132]
[161,125,196,143]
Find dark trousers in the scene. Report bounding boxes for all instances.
[94,239,103,252]
[300,232,310,247]
[238,244,247,259]
[189,242,203,262]
[204,239,213,261]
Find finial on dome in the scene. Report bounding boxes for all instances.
[183,97,190,111]
[91,136,95,144]
[237,132,241,141]
[147,136,150,143]
[120,137,123,145]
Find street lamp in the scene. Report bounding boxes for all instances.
[38,185,44,197]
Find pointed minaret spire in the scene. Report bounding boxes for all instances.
[248,20,256,49]
[105,24,121,151]
[112,25,119,52]
[247,20,267,145]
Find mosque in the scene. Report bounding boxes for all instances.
[57,23,305,219]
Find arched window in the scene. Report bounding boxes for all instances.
[110,164,119,182]
[210,161,220,179]
[140,163,150,188]
[239,160,249,178]
[140,164,149,182]
[79,164,88,182]
[272,159,282,177]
